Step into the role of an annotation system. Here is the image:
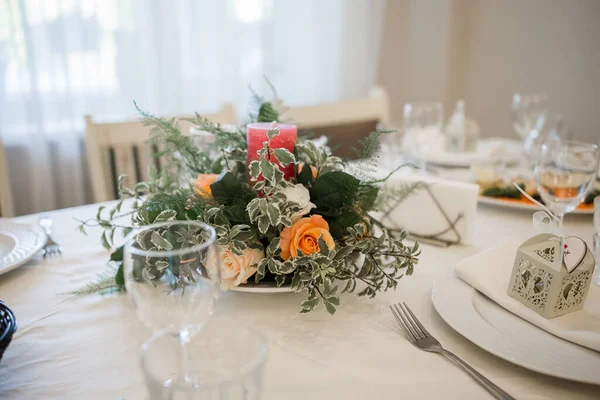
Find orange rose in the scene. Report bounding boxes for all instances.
[280,215,335,260]
[298,162,318,179]
[194,174,219,198]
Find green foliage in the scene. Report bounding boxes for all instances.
[584,189,599,204]
[296,163,316,186]
[249,77,287,123]
[482,183,525,200]
[139,190,212,222]
[357,185,379,212]
[68,266,124,297]
[279,221,418,315]
[115,263,125,287]
[210,172,257,208]
[346,129,395,181]
[110,245,124,262]
[295,140,343,175]
[185,114,247,151]
[135,101,210,176]
[309,171,360,216]
[245,138,301,237]
[257,102,280,122]
[352,129,393,160]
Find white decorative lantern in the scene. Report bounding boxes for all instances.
[507,233,595,319]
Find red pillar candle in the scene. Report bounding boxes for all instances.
[247,122,297,181]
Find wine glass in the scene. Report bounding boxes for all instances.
[123,221,221,380]
[511,93,547,138]
[523,114,565,168]
[402,102,444,173]
[535,141,600,232]
[511,93,548,162]
[594,196,600,286]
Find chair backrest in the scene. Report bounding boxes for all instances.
[281,87,391,158]
[0,136,15,217]
[85,104,237,202]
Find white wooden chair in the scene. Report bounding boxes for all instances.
[281,87,391,157]
[85,104,237,202]
[0,135,15,217]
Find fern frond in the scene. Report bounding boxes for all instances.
[134,101,210,174]
[67,267,122,297]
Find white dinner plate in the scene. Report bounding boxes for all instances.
[478,195,594,215]
[231,281,294,293]
[0,220,46,275]
[432,271,600,385]
[425,138,522,168]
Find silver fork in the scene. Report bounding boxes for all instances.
[39,214,62,257]
[390,303,515,400]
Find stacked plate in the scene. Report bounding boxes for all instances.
[432,271,600,385]
[0,219,47,276]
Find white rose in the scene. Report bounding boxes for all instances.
[219,247,265,290]
[279,184,316,222]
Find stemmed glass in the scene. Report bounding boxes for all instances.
[402,102,444,173]
[594,196,600,286]
[123,221,221,383]
[524,114,565,168]
[535,141,600,232]
[511,93,549,164]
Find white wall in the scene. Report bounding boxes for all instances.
[379,0,600,144]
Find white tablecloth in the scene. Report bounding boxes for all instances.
[0,201,598,399]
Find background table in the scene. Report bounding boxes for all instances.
[0,201,598,399]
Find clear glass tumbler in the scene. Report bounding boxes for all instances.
[123,221,221,337]
[402,102,444,173]
[124,221,221,385]
[141,318,268,400]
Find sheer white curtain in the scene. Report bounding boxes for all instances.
[0,0,386,215]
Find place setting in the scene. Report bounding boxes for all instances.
[0,214,64,277]
[433,143,600,386]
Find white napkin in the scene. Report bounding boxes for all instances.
[456,239,600,352]
[374,173,479,244]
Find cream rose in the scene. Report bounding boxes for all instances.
[219,247,265,290]
[279,184,316,222]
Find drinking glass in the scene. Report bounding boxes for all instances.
[595,195,600,234]
[511,93,549,164]
[124,221,221,380]
[511,93,547,139]
[535,141,600,231]
[402,102,444,173]
[470,158,506,190]
[523,114,565,169]
[594,196,600,286]
[141,318,268,400]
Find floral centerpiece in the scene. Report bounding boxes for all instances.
[77,90,421,314]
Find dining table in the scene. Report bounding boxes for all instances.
[0,198,599,399]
